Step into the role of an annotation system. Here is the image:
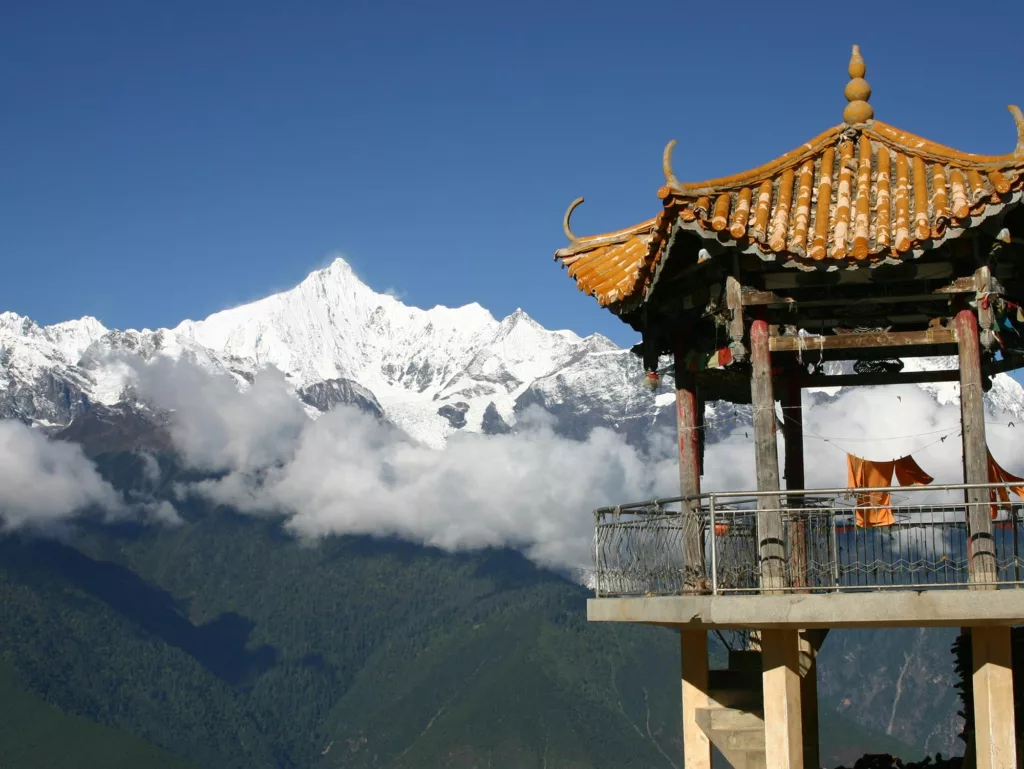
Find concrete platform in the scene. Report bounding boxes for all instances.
[588,589,1024,629]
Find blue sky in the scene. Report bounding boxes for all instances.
[3,0,1024,350]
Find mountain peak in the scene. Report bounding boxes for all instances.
[0,311,35,336]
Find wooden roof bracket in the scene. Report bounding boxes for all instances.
[724,276,747,362]
[974,264,999,351]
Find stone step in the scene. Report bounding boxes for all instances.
[695,706,766,762]
[706,708,765,732]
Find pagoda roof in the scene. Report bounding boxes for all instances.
[556,46,1024,310]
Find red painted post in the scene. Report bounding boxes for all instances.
[750,317,785,591]
[956,307,997,584]
[674,339,705,589]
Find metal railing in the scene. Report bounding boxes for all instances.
[592,482,1024,597]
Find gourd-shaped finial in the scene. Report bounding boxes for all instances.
[843,45,873,125]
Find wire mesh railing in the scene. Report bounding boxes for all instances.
[592,483,1024,597]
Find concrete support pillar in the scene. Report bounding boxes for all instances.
[798,631,823,769]
[681,629,712,769]
[972,626,1017,769]
[762,629,804,769]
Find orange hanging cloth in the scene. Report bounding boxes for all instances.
[847,455,896,527]
[893,455,934,487]
[987,451,1024,519]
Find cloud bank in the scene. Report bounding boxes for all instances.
[129,358,679,566]
[0,419,180,532]
[2,352,1022,569]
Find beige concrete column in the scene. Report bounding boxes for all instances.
[681,629,711,769]
[798,631,822,769]
[762,629,803,769]
[972,626,1017,769]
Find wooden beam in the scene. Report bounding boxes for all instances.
[934,276,981,294]
[790,369,961,389]
[751,317,785,592]
[984,356,1024,377]
[769,328,956,353]
[741,286,793,306]
[773,343,959,362]
[976,265,997,351]
[957,307,997,585]
[745,291,959,309]
[726,276,746,340]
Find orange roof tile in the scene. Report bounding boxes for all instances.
[554,200,670,308]
[555,45,1024,309]
[662,117,1024,263]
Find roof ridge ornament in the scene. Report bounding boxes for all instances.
[1010,105,1024,157]
[563,196,584,243]
[843,44,873,126]
[662,139,680,188]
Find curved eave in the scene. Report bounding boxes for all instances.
[554,212,675,310]
[660,119,1024,266]
[664,112,1024,197]
[554,109,1024,310]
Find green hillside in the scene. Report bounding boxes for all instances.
[0,662,197,769]
[0,451,959,768]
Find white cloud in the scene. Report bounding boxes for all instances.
[0,420,172,531]
[127,359,678,566]
[7,349,1023,570]
[125,356,1024,569]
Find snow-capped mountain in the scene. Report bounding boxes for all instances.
[0,258,670,448]
[2,256,1023,452]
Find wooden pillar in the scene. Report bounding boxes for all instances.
[675,342,706,591]
[750,318,785,591]
[957,306,997,584]
[681,629,712,769]
[971,626,1017,769]
[762,629,804,769]
[782,372,807,589]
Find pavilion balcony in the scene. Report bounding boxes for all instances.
[592,482,1024,598]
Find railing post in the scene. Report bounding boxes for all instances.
[709,494,718,595]
[830,510,840,590]
[593,511,601,598]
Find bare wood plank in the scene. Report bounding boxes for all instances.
[751,318,785,592]
[933,276,980,294]
[741,287,794,306]
[975,265,997,351]
[726,277,746,343]
[769,328,956,353]
[957,307,997,585]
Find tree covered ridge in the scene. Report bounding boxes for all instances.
[0,449,965,768]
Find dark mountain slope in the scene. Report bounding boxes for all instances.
[0,449,961,767]
[0,662,198,769]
